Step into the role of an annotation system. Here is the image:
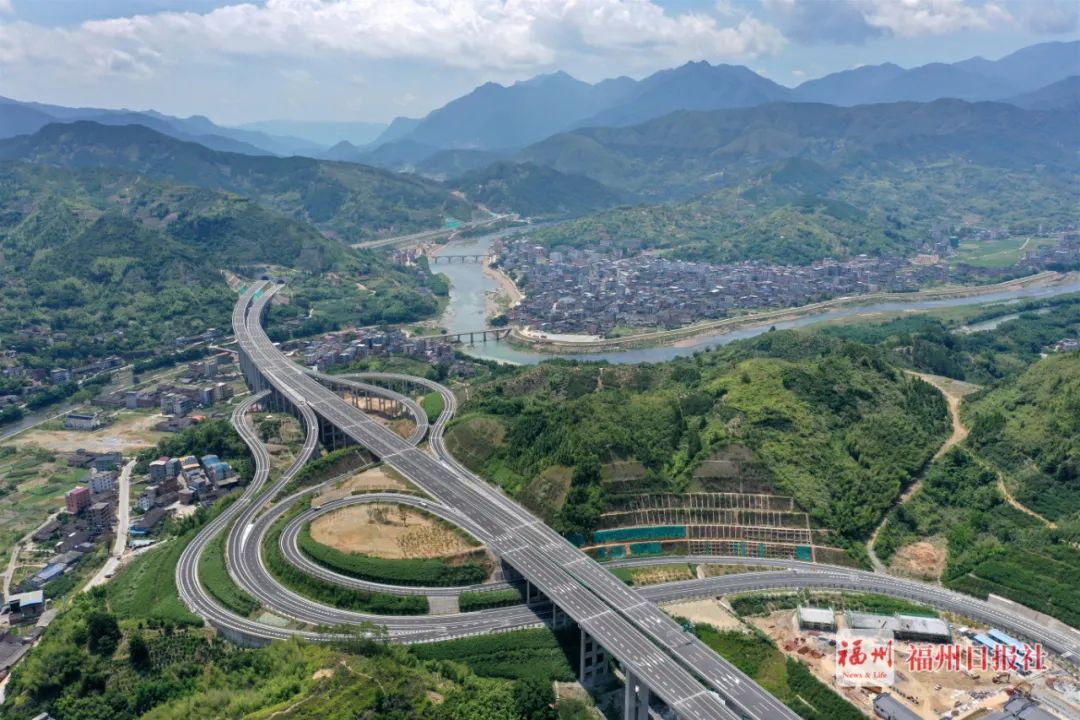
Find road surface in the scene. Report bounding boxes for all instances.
[84,459,135,591]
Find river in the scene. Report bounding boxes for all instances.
[436,233,1080,365]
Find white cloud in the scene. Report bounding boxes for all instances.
[857,0,1012,37]
[0,0,13,16]
[763,0,1013,43]
[1014,0,1079,34]
[0,0,785,83]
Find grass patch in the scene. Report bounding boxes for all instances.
[421,391,445,423]
[695,624,864,720]
[608,563,694,586]
[731,591,938,618]
[459,586,525,612]
[198,529,261,617]
[518,465,572,524]
[443,414,506,474]
[274,446,374,500]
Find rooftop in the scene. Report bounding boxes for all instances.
[797,606,835,625]
[5,590,44,607]
[873,693,921,720]
[846,611,899,632]
[896,614,950,637]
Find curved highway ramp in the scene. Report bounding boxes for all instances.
[233,281,792,720]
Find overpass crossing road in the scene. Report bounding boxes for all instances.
[234,282,789,720]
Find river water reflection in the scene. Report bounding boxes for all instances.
[436,234,1080,365]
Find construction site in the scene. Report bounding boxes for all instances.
[748,607,1079,720]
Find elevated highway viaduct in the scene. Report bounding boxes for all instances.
[234,281,796,720]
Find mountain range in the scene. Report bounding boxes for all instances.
[523,99,1077,263]
[361,40,1079,168]
[0,121,473,241]
[0,96,326,157]
[237,119,387,148]
[516,99,1077,198]
[1,40,1075,176]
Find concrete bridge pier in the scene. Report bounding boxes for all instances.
[549,603,571,629]
[622,669,650,720]
[523,580,544,606]
[318,415,351,451]
[500,559,523,584]
[579,629,611,687]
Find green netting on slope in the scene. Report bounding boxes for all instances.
[592,525,687,543]
[629,542,663,557]
[565,533,586,547]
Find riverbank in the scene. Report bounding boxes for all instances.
[508,270,1070,353]
[481,261,523,317]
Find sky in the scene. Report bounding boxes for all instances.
[0,0,1076,126]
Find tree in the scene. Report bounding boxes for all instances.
[686,424,702,459]
[86,611,122,657]
[258,416,282,443]
[128,631,151,671]
[514,676,557,720]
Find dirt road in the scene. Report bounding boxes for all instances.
[866,372,980,572]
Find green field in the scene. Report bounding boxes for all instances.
[411,627,577,682]
[421,391,445,423]
[0,446,89,565]
[730,591,939,618]
[952,235,1057,268]
[443,415,507,475]
[459,586,525,612]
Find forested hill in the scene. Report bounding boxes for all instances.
[517,99,1078,198]
[874,350,1080,627]
[965,353,1080,523]
[526,104,1078,263]
[0,121,475,241]
[446,161,623,217]
[445,331,950,552]
[0,162,447,368]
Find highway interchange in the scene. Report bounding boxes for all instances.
[173,280,1079,720]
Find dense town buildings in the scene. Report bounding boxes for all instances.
[495,232,1080,336]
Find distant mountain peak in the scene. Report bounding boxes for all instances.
[517,70,578,86]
